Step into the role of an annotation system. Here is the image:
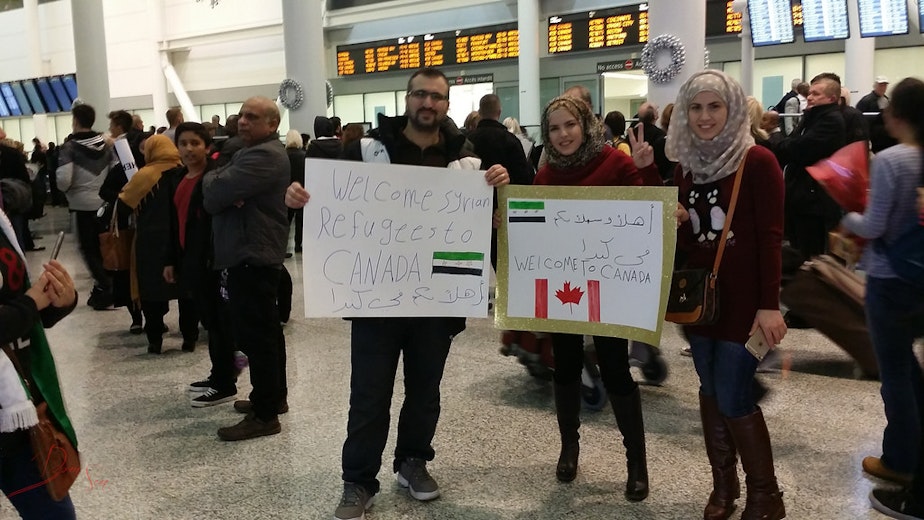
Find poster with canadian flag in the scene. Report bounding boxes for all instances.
[495,185,678,345]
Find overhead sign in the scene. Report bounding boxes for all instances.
[336,23,518,76]
[597,59,641,73]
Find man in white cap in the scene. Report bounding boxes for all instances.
[856,76,896,152]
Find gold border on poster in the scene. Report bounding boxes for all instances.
[495,185,679,345]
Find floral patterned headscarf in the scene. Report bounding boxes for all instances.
[541,96,606,170]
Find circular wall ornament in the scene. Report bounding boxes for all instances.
[641,34,686,84]
[278,78,304,110]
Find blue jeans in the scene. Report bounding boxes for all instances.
[688,334,759,418]
[0,446,76,520]
[866,276,924,474]
[341,317,453,495]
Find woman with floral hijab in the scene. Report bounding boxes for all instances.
[669,70,787,520]
[534,95,660,501]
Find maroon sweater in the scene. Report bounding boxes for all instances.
[535,145,660,187]
[674,145,784,344]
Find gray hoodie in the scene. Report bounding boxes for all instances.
[56,132,116,211]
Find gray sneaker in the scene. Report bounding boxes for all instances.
[334,483,374,520]
[396,457,440,501]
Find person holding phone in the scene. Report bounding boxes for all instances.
[0,209,78,518]
[669,70,788,520]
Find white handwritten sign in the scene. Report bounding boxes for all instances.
[113,138,138,180]
[303,158,493,317]
[495,185,678,345]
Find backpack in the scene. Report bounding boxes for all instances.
[879,160,924,290]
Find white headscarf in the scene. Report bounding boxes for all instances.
[665,70,754,184]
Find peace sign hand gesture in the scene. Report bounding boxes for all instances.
[627,125,654,169]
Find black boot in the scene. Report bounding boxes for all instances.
[553,381,581,482]
[726,407,785,520]
[700,394,740,520]
[611,386,649,501]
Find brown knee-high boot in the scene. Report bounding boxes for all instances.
[700,394,740,520]
[726,407,786,520]
[610,386,649,501]
[554,381,581,482]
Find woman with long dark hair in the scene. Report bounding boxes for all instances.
[841,78,924,518]
[669,70,787,520]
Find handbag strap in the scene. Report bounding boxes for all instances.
[108,204,119,237]
[710,149,748,276]
[1,344,34,400]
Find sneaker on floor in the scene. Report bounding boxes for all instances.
[233,399,289,415]
[181,339,197,352]
[334,482,374,520]
[396,457,440,501]
[188,379,212,393]
[680,346,692,357]
[863,456,913,485]
[191,388,236,408]
[217,415,281,441]
[129,322,143,335]
[870,488,924,520]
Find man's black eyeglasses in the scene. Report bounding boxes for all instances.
[408,90,448,102]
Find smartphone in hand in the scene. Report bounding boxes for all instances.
[50,231,65,261]
[745,327,772,361]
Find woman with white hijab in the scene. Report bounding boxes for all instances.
[669,70,788,520]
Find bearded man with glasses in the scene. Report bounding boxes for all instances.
[285,67,509,520]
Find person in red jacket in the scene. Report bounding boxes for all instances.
[534,95,660,501]
[668,70,788,520]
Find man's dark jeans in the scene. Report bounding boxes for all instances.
[226,264,286,421]
[73,210,110,293]
[341,317,453,494]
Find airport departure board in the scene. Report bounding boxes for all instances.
[547,4,649,54]
[801,0,849,41]
[858,0,909,37]
[336,23,518,76]
[748,0,796,46]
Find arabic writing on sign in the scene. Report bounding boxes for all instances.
[552,204,654,234]
[304,159,493,318]
[503,193,669,334]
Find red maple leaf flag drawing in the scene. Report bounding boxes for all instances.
[535,279,601,321]
[556,282,584,309]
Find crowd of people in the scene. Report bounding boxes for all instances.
[0,65,920,519]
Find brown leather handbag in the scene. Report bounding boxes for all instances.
[2,346,80,501]
[665,156,745,326]
[99,207,133,271]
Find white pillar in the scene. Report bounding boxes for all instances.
[844,1,875,104]
[736,1,755,95]
[517,0,541,128]
[646,0,706,110]
[70,0,111,117]
[24,0,48,143]
[147,0,169,127]
[282,0,328,135]
[161,55,199,123]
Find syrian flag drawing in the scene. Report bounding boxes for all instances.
[432,251,484,276]
[534,279,601,322]
[508,200,546,223]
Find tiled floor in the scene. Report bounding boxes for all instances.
[0,207,913,519]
